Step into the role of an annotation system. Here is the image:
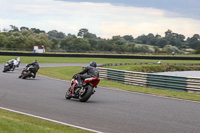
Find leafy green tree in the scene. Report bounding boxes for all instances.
[135,34,148,44]
[9,25,19,32]
[123,35,134,42]
[4,32,26,48]
[156,38,168,48]
[72,38,91,51]
[0,33,6,47]
[111,36,126,45]
[127,42,136,52]
[155,34,161,39]
[50,37,60,50]
[154,46,160,53]
[60,37,74,50]
[163,45,181,53]
[176,34,185,42]
[67,33,77,38]
[165,29,173,38]
[20,26,29,31]
[48,30,66,39]
[77,28,89,38]
[195,45,200,54]
[190,41,200,49]
[31,28,45,34]
[88,39,98,50]
[84,32,97,39]
[97,40,112,51]
[187,34,200,49]
[22,30,52,50]
[47,30,57,38]
[134,45,151,53]
[140,45,151,53]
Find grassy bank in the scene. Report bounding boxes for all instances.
[0,109,91,133]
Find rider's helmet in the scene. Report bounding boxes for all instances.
[33,60,38,63]
[90,61,97,67]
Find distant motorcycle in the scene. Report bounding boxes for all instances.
[2,57,20,73]
[65,75,100,102]
[3,60,15,72]
[18,64,35,79]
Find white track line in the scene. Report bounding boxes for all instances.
[0,107,104,133]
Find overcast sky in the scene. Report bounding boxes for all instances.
[0,0,199,39]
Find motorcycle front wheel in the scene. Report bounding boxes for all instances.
[22,71,31,79]
[65,87,72,99]
[79,85,94,102]
[3,66,10,72]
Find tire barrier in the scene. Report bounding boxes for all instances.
[97,67,200,93]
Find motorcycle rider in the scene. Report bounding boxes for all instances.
[76,61,99,88]
[16,57,20,67]
[7,59,15,71]
[6,57,20,71]
[26,60,40,78]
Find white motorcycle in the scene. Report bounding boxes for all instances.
[2,57,20,72]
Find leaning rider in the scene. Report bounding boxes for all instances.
[76,61,99,88]
[27,60,40,78]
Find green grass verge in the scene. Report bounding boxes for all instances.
[0,109,91,133]
[104,65,200,73]
[1,55,200,64]
[38,66,200,102]
[38,66,81,80]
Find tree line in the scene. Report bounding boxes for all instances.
[0,25,200,54]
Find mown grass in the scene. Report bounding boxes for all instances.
[0,109,91,133]
[2,55,200,64]
[38,66,200,102]
[38,66,81,80]
[104,65,200,73]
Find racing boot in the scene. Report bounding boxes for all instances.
[32,73,36,78]
[77,80,82,88]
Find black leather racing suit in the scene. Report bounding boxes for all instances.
[27,62,40,78]
[77,66,99,86]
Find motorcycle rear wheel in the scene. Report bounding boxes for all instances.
[79,85,93,102]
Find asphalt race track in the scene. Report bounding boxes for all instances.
[0,63,200,133]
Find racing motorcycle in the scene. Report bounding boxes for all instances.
[3,60,14,72]
[65,75,100,102]
[18,64,35,79]
[2,58,20,72]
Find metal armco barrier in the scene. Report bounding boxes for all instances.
[146,74,187,92]
[97,67,200,93]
